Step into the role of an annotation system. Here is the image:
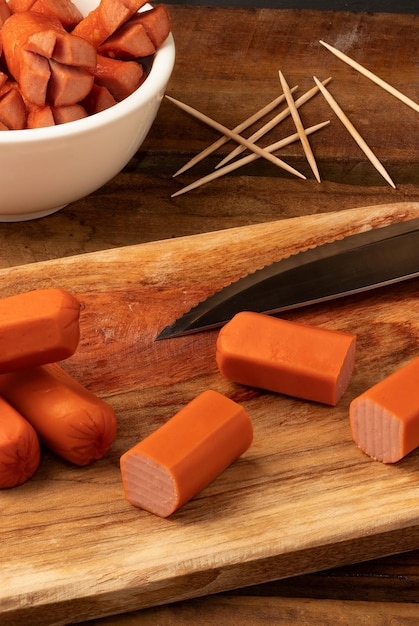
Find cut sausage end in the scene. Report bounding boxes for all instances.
[81,83,117,114]
[0,84,27,129]
[334,337,357,405]
[93,54,144,101]
[121,453,178,517]
[29,0,84,30]
[133,6,171,48]
[98,20,156,60]
[18,50,51,106]
[26,103,55,127]
[350,398,403,463]
[47,60,94,107]
[350,357,419,463]
[120,390,253,517]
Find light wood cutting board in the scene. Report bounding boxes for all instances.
[1,202,419,626]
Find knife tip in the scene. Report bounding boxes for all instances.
[155,325,176,341]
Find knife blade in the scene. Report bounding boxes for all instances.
[156,218,419,340]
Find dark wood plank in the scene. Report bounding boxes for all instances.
[77,595,419,626]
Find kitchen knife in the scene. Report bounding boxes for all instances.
[157,218,419,340]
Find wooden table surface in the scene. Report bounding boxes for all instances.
[1,5,418,625]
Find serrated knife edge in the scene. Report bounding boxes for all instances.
[156,217,419,340]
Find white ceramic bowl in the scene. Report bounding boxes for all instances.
[0,1,175,221]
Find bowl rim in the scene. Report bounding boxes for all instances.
[0,30,175,144]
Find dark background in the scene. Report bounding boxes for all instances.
[162,1,418,14]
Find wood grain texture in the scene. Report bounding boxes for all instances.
[0,5,418,624]
[1,203,418,625]
[73,596,419,626]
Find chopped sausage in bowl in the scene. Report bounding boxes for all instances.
[0,0,175,220]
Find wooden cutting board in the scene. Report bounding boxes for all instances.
[1,202,419,626]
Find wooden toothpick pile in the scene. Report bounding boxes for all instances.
[167,40,418,196]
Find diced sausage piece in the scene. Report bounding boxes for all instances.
[25,29,57,58]
[98,17,155,60]
[0,82,27,129]
[29,0,83,30]
[52,103,87,123]
[350,357,419,463]
[2,12,61,83]
[12,49,51,107]
[26,103,55,127]
[0,73,7,90]
[120,390,253,517]
[1,12,96,106]
[0,0,11,26]
[7,0,82,29]
[0,288,80,373]
[0,395,41,488]
[72,0,148,48]
[47,59,94,106]
[0,121,8,130]
[92,53,144,100]
[81,82,117,114]
[51,32,97,67]
[27,30,97,68]
[133,5,171,48]
[216,311,356,406]
[0,364,117,466]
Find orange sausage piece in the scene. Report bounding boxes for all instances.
[92,53,145,100]
[72,0,148,48]
[98,17,156,60]
[133,5,172,48]
[81,83,117,114]
[216,311,356,406]
[8,0,83,29]
[47,59,94,107]
[0,363,117,466]
[120,390,253,517]
[0,288,80,373]
[13,50,51,107]
[27,102,88,127]
[0,395,41,488]
[350,357,419,463]
[26,103,55,127]
[29,0,83,29]
[2,12,61,104]
[1,12,96,106]
[26,29,96,68]
[0,81,27,129]
[52,103,87,124]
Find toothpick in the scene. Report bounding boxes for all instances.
[320,40,419,113]
[173,87,298,177]
[171,121,330,197]
[278,71,321,182]
[216,77,332,169]
[312,76,396,188]
[165,95,306,180]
